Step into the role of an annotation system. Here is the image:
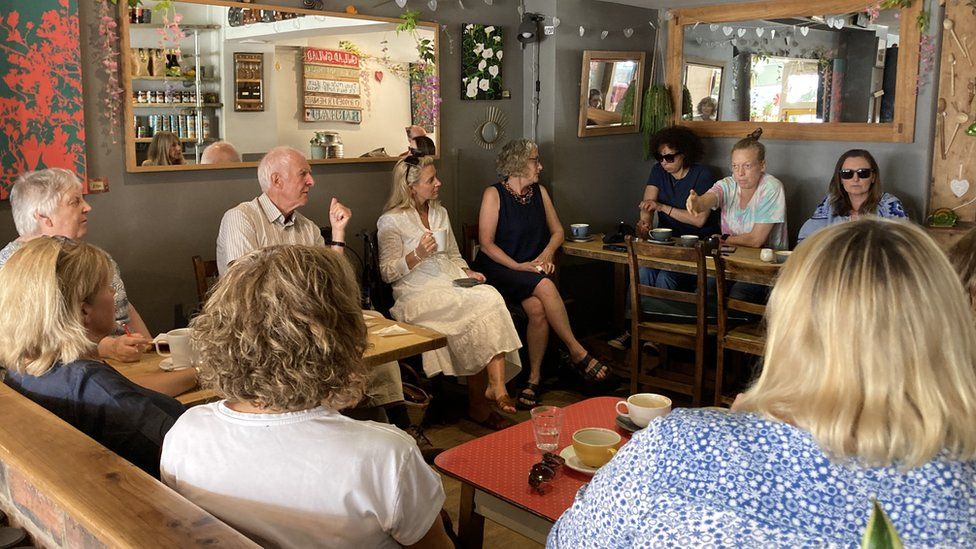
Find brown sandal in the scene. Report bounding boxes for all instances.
[486,392,518,414]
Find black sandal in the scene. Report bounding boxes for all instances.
[573,353,610,381]
[516,383,542,410]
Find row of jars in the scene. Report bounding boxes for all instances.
[135,114,213,140]
[135,90,199,104]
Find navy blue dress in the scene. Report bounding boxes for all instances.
[473,182,548,302]
[5,359,185,478]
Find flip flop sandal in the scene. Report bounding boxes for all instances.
[516,383,542,410]
[467,411,515,431]
[486,392,517,414]
[573,353,610,381]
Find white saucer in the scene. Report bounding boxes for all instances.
[158,358,191,372]
[569,236,594,243]
[558,446,599,475]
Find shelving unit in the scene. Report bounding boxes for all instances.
[233,52,264,112]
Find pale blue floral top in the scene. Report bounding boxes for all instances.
[548,409,976,548]
[797,192,908,242]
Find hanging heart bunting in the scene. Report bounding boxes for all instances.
[834,18,845,29]
[737,28,747,37]
[709,24,720,32]
[722,26,733,36]
[770,29,776,39]
[756,27,764,37]
[483,0,492,4]
[552,17,560,28]
[427,0,437,10]
[623,28,634,38]
[374,71,383,83]
[395,0,407,7]
[951,177,970,198]
[800,26,809,36]
[579,26,585,37]
[601,30,609,39]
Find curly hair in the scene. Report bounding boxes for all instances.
[190,245,369,411]
[0,237,109,376]
[648,126,704,165]
[496,138,538,179]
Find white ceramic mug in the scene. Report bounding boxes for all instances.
[760,248,774,262]
[570,224,589,239]
[615,393,671,428]
[431,228,448,253]
[154,328,195,369]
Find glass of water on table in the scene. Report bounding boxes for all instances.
[531,406,564,453]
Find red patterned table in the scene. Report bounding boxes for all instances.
[434,397,630,547]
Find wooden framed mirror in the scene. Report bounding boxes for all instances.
[578,50,646,138]
[120,0,439,172]
[667,0,920,142]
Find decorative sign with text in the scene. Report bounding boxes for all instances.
[302,47,362,124]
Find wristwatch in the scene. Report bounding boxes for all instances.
[720,233,730,242]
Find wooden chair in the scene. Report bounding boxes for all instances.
[626,236,713,406]
[712,254,780,406]
[191,255,219,306]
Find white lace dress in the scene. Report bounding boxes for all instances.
[377,205,522,380]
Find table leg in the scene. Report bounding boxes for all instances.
[458,482,485,549]
[613,263,627,331]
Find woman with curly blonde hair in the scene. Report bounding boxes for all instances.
[161,245,451,549]
[551,219,976,546]
[473,139,609,409]
[0,237,185,478]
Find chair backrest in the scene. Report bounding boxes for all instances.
[461,222,480,263]
[191,256,219,305]
[362,229,394,317]
[713,253,780,334]
[626,235,709,334]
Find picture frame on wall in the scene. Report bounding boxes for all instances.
[461,23,504,100]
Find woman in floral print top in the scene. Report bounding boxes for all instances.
[549,219,976,548]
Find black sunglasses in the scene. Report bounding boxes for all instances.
[839,168,873,180]
[528,452,565,494]
[653,152,681,163]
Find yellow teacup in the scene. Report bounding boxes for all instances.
[571,428,621,468]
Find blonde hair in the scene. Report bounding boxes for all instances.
[496,139,538,179]
[143,131,184,166]
[736,219,976,468]
[9,168,83,237]
[0,237,109,376]
[949,227,976,311]
[190,245,370,411]
[383,155,437,212]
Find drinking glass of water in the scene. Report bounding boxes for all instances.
[531,406,564,453]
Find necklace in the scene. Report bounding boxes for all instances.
[503,181,534,205]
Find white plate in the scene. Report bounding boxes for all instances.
[569,236,594,243]
[559,445,599,475]
[158,358,191,372]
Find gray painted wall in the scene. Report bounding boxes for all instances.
[0,0,939,330]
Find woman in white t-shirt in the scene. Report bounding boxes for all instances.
[160,245,451,549]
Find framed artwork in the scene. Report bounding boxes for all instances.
[302,47,363,124]
[461,23,504,100]
[0,0,88,199]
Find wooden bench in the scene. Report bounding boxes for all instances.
[0,384,257,548]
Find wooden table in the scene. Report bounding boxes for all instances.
[562,236,778,329]
[434,397,630,548]
[109,314,447,406]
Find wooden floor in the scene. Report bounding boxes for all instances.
[425,389,584,548]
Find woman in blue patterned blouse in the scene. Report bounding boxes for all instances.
[549,219,976,548]
[797,149,907,241]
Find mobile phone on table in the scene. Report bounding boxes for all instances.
[452,277,482,288]
[720,245,737,254]
[603,244,627,252]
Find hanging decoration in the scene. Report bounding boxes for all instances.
[473,106,507,149]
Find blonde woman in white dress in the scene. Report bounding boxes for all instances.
[377,152,522,430]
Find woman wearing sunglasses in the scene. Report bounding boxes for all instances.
[797,149,907,242]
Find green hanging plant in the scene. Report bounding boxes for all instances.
[860,500,904,549]
[641,85,672,160]
[681,86,693,121]
[619,84,636,124]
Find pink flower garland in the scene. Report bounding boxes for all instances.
[95,0,123,144]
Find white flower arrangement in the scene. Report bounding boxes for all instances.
[461,23,504,100]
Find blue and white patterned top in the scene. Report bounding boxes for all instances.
[797,192,908,242]
[548,409,976,548]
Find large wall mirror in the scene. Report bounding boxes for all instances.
[120,0,439,172]
[667,0,920,142]
[578,51,645,138]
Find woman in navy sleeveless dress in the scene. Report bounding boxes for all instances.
[473,139,609,409]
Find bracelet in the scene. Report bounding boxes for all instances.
[669,206,674,216]
[328,240,346,248]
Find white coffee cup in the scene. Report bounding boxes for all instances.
[154,328,195,369]
[760,248,774,262]
[615,393,671,428]
[570,224,590,239]
[431,228,448,253]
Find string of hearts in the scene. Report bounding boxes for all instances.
[392,0,495,9]
[687,19,842,49]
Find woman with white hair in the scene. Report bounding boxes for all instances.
[377,152,522,429]
[1,169,197,397]
[549,219,976,547]
[0,237,185,478]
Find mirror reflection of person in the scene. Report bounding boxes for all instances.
[377,151,522,429]
[588,89,603,109]
[200,141,242,164]
[399,125,428,157]
[695,96,717,121]
[797,149,907,242]
[142,131,185,166]
[472,139,611,411]
[551,219,976,547]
